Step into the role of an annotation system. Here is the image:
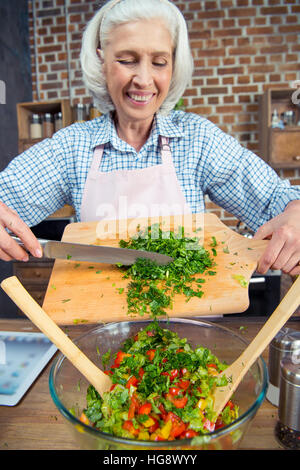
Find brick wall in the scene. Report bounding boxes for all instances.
[28,0,300,228]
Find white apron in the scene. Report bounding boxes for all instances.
[80,137,192,226]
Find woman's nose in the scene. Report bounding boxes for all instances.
[132,61,153,87]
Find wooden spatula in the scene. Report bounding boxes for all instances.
[0,276,112,397]
[212,275,300,420]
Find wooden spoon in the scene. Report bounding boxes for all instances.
[212,274,300,420]
[0,276,112,397]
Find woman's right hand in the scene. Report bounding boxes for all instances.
[0,201,42,261]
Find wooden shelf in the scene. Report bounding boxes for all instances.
[17,99,72,141]
[16,99,75,219]
[258,88,300,169]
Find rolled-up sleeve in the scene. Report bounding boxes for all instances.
[200,125,300,232]
[0,135,72,227]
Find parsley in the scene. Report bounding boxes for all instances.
[118,224,216,319]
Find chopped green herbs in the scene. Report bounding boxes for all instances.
[232,274,248,288]
[117,224,216,319]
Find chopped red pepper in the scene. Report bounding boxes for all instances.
[172,395,188,409]
[158,403,168,421]
[146,330,155,336]
[113,350,130,367]
[122,420,139,436]
[178,379,190,390]
[180,429,198,439]
[128,393,139,419]
[168,415,187,438]
[146,349,156,361]
[126,375,138,389]
[226,400,234,410]
[148,416,159,433]
[169,369,179,380]
[138,402,152,415]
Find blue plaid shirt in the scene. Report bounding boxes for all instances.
[0,111,299,231]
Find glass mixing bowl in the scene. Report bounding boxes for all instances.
[49,318,268,450]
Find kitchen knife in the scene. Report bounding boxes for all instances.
[12,237,173,266]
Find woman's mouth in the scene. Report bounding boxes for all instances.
[126,92,154,105]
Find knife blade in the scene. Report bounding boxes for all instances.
[12,237,173,266]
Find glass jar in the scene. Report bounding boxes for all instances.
[73,104,86,123]
[42,113,54,138]
[30,114,42,139]
[54,112,63,132]
[89,104,101,120]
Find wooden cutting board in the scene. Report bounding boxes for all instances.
[42,213,268,325]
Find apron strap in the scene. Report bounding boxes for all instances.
[159,136,173,165]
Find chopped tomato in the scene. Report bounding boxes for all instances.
[110,383,117,391]
[169,386,181,396]
[148,416,159,433]
[146,330,155,336]
[180,367,189,376]
[161,371,170,378]
[170,419,186,438]
[158,403,168,421]
[178,379,190,390]
[122,420,139,436]
[215,417,224,430]
[226,400,234,410]
[138,367,144,379]
[170,369,179,380]
[113,350,130,367]
[172,395,188,409]
[207,363,217,369]
[180,429,198,439]
[126,375,138,389]
[128,394,139,419]
[146,349,156,361]
[138,402,152,415]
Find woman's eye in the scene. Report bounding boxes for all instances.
[153,62,167,67]
[117,60,135,65]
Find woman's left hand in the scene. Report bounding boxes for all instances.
[253,200,300,276]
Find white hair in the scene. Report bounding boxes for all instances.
[80,0,194,115]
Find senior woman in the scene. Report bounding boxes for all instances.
[0,0,299,278]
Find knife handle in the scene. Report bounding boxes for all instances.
[11,236,49,250]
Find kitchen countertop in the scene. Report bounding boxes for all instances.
[0,317,299,451]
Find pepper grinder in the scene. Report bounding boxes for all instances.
[266,328,300,406]
[275,356,300,450]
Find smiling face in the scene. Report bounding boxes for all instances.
[101,19,173,129]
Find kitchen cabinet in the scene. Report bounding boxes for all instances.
[258,88,300,169]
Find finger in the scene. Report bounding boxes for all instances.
[253,220,274,240]
[257,234,285,274]
[0,246,14,262]
[0,203,42,258]
[0,225,29,261]
[289,266,300,277]
[280,253,300,273]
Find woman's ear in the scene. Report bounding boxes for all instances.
[97,48,104,63]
